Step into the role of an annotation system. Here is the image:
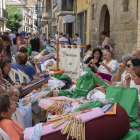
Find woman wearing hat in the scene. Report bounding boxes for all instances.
[16,31,28,52]
[28,30,42,57]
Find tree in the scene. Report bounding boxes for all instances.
[6,5,23,31]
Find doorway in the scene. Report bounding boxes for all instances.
[99,5,110,45]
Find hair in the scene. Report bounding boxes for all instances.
[131,59,140,67]
[93,48,103,60]
[75,33,79,37]
[102,49,112,55]
[0,38,4,54]
[0,58,11,75]
[60,33,63,35]
[73,43,77,45]
[0,94,10,120]
[0,35,10,42]
[122,54,134,63]
[19,47,28,53]
[85,44,92,53]
[133,66,140,77]
[17,53,28,65]
[104,45,110,50]
[16,33,19,37]
[100,31,107,36]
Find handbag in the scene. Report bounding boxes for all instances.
[27,44,32,56]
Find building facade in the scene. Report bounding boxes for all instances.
[6,0,37,33]
[89,0,138,62]
[0,0,8,32]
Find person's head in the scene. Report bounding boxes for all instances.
[132,50,140,59]
[85,44,92,53]
[104,45,110,50]
[93,48,103,60]
[75,33,79,38]
[102,50,112,61]
[56,31,58,34]
[0,94,16,120]
[16,33,20,37]
[0,58,12,75]
[59,33,63,38]
[0,37,4,54]
[19,46,27,53]
[63,33,66,37]
[66,33,70,38]
[20,31,26,39]
[126,59,140,74]
[47,39,50,44]
[132,66,140,85]
[101,31,107,39]
[122,54,134,68]
[17,53,28,65]
[5,32,9,36]
[43,33,45,36]
[0,35,10,49]
[32,30,39,39]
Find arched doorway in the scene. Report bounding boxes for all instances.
[99,5,110,45]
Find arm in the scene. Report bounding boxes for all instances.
[28,38,31,48]
[99,62,111,72]
[125,74,131,88]
[39,38,43,52]
[34,64,41,77]
[104,38,109,45]
[116,64,123,82]
[73,37,78,41]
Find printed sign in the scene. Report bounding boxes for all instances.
[60,46,80,79]
[64,15,75,23]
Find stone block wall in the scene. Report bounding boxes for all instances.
[89,0,138,62]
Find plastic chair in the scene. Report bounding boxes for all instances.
[9,68,19,83]
[17,69,31,83]
[12,108,25,129]
[0,128,11,140]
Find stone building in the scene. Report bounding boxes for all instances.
[0,0,8,32]
[89,0,138,62]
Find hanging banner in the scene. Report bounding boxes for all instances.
[63,15,75,23]
[60,45,80,80]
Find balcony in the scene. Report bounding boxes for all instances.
[57,0,74,16]
[25,13,31,18]
[2,9,8,20]
[42,11,51,19]
[25,23,31,28]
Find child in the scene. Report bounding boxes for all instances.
[0,94,24,140]
[85,44,92,56]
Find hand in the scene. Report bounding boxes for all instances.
[125,74,131,82]
[13,89,20,97]
[89,59,94,64]
[10,95,19,103]
[111,76,116,83]
[118,64,123,71]
[99,62,105,66]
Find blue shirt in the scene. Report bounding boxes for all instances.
[12,63,36,81]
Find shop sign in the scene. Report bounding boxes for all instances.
[64,15,75,23]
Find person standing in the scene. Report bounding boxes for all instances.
[55,31,59,41]
[16,31,27,52]
[59,34,69,45]
[73,33,81,46]
[9,31,16,45]
[28,30,42,57]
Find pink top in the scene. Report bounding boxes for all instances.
[16,36,25,49]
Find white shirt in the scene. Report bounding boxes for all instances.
[74,37,81,46]
[98,60,118,76]
[59,37,69,44]
[9,33,16,45]
[121,70,127,84]
[55,34,59,40]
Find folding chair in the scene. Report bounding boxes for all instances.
[9,68,18,83]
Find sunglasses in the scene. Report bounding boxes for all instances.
[126,64,132,68]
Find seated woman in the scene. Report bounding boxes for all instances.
[111,54,134,85]
[0,68,19,102]
[12,53,41,82]
[85,48,103,72]
[92,50,118,77]
[125,59,140,88]
[83,44,92,62]
[0,57,21,90]
[0,94,24,140]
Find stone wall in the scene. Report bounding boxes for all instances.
[89,0,138,62]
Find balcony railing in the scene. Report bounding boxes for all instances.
[25,13,31,18]
[3,9,8,20]
[25,23,31,27]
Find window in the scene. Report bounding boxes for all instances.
[62,0,74,11]
[92,4,94,20]
[123,0,129,12]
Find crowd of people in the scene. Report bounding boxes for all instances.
[0,29,139,139]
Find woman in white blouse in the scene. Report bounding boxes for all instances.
[92,50,118,76]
